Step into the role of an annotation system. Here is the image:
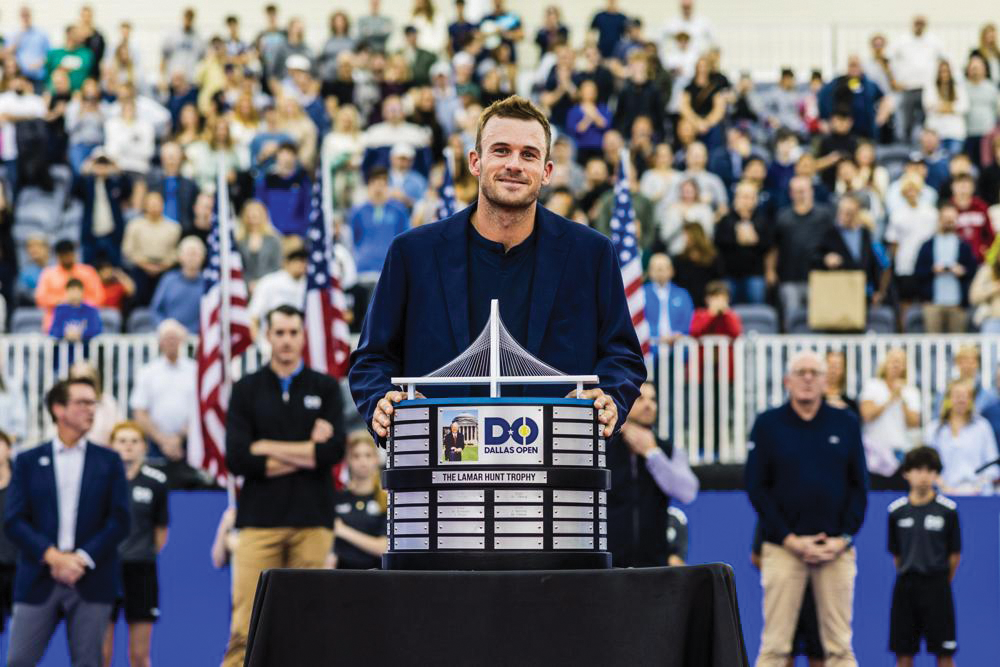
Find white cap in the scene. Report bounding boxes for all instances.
[390,143,416,160]
[285,54,311,72]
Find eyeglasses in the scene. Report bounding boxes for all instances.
[790,369,825,378]
[69,399,98,408]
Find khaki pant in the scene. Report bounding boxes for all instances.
[756,542,858,667]
[222,526,333,667]
[922,305,968,334]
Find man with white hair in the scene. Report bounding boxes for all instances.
[149,236,206,333]
[130,319,200,488]
[745,350,869,667]
[387,143,428,208]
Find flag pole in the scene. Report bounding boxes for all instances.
[216,160,237,508]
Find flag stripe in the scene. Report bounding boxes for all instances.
[608,156,651,363]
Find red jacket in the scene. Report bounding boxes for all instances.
[690,309,742,381]
[953,196,995,262]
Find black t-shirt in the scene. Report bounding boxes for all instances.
[119,466,170,563]
[666,506,689,562]
[333,489,386,570]
[774,204,835,282]
[714,212,774,278]
[0,485,16,565]
[888,494,961,575]
[467,221,536,349]
[685,79,725,117]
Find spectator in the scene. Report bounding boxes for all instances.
[45,25,93,92]
[767,176,835,327]
[68,362,121,448]
[853,141,889,202]
[103,98,155,177]
[811,194,889,306]
[146,142,200,234]
[977,138,1000,206]
[923,59,969,156]
[320,105,365,219]
[708,127,756,197]
[950,172,994,263]
[17,235,49,306]
[357,0,394,53]
[160,8,205,82]
[891,15,945,143]
[590,0,628,59]
[963,54,997,168]
[273,94,317,172]
[931,344,995,417]
[95,258,136,313]
[102,421,169,667]
[765,130,800,211]
[859,347,921,488]
[534,6,568,59]
[78,150,130,267]
[349,167,410,280]
[247,246,308,339]
[913,202,977,333]
[888,447,962,667]
[658,177,714,255]
[9,7,50,89]
[538,45,578,132]
[924,379,1000,495]
[237,200,283,292]
[186,192,216,245]
[130,319,199,488]
[609,381,699,567]
[0,364,27,447]
[614,52,664,138]
[970,251,1000,333]
[49,278,102,344]
[184,117,243,192]
[317,12,354,83]
[122,191,182,306]
[172,103,204,151]
[761,68,806,136]
[665,141,728,216]
[222,305,345,667]
[479,0,525,63]
[36,239,104,332]
[326,431,388,570]
[387,143,428,209]
[644,253,694,350]
[447,0,477,55]
[971,23,1000,84]
[254,142,312,237]
[255,4,288,82]
[745,350,868,667]
[680,56,727,151]
[192,37,227,116]
[689,281,742,369]
[815,112,859,188]
[824,349,859,415]
[149,236,206,333]
[715,181,772,304]
[566,80,612,165]
[817,54,890,140]
[886,156,939,219]
[671,222,723,308]
[660,0,714,57]
[0,74,46,192]
[5,378,129,663]
[65,78,105,174]
[885,174,938,307]
[639,143,680,206]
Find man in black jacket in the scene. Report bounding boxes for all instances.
[221,305,345,667]
[607,382,698,567]
[811,193,890,309]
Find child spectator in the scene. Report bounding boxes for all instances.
[49,278,102,343]
[96,258,136,312]
[326,431,387,570]
[104,421,169,667]
[888,446,961,666]
[35,239,104,331]
[950,172,994,263]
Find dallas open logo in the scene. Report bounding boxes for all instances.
[483,416,540,454]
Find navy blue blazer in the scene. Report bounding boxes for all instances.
[4,441,130,604]
[349,204,647,431]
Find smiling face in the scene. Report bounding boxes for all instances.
[470,116,553,212]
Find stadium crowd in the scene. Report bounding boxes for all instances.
[0,0,996,664]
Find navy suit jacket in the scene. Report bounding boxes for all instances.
[349,204,646,431]
[4,441,130,604]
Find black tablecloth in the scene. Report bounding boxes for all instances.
[244,564,748,667]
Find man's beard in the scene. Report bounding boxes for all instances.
[480,175,540,212]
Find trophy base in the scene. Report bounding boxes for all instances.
[383,550,612,571]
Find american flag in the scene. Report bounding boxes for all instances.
[609,153,650,359]
[187,178,252,486]
[434,150,457,221]
[303,176,351,376]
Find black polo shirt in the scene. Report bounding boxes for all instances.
[226,364,346,529]
[332,489,386,570]
[888,494,961,575]
[119,466,170,563]
[467,221,536,348]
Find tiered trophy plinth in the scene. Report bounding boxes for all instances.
[383,397,610,570]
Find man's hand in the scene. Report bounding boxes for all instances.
[566,388,617,438]
[372,390,419,438]
[44,548,87,586]
[620,422,657,457]
[811,536,849,563]
[823,252,843,269]
[310,419,334,444]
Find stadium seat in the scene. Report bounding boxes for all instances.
[786,309,811,334]
[733,304,779,335]
[10,307,44,334]
[99,308,122,334]
[866,306,895,334]
[127,308,158,334]
[902,307,924,333]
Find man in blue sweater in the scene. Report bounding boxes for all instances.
[745,349,868,667]
[149,236,205,332]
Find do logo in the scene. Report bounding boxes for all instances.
[484,417,539,446]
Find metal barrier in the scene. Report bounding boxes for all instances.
[5,332,1000,463]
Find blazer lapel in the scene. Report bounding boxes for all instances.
[75,442,97,548]
[434,213,471,353]
[40,442,58,527]
[527,209,572,354]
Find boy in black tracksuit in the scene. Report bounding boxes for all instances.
[888,447,961,667]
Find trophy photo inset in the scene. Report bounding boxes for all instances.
[384,300,611,570]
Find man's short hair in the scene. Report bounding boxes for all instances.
[367,166,389,183]
[54,239,76,255]
[266,304,304,328]
[938,199,959,212]
[285,248,309,262]
[952,172,975,185]
[65,278,84,290]
[277,141,298,155]
[901,446,943,473]
[45,377,96,421]
[704,280,729,298]
[0,430,10,448]
[476,95,552,162]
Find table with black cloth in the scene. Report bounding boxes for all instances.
[244,564,748,667]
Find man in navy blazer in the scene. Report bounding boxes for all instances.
[351,96,646,440]
[4,377,130,666]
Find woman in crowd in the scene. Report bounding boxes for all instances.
[236,200,282,293]
[922,59,969,156]
[275,95,317,171]
[411,0,449,54]
[969,249,1000,333]
[639,143,679,206]
[321,104,365,215]
[963,53,998,168]
[671,222,724,308]
[172,103,204,150]
[679,56,727,152]
[318,12,355,84]
[326,431,387,569]
[69,361,121,446]
[852,140,889,202]
[859,347,921,488]
[227,94,261,167]
[824,349,859,415]
[659,178,714,255]
[103,97,155,178]
[184,116,243,191]
[566,80,611,166]
[66,78,106,174]
[971,22,1000,84]
[925,379,1000,495]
